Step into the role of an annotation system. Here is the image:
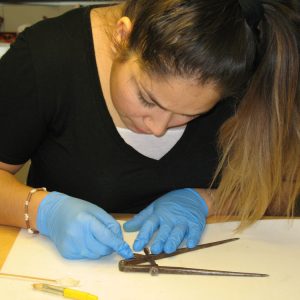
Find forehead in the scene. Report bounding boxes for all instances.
[132,61,221,114]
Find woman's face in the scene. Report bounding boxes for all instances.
[110,55,221,137]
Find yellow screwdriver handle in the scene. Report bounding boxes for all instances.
[64,288,98,300]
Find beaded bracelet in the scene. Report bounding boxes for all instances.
[24,187,47,234]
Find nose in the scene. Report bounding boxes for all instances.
[144,111,173,137]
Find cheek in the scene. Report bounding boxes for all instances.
[112,87,144,117]
[169,116,195,127]
[110,71,133,112]
[111,83,132,109]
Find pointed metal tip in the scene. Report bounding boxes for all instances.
[241,273,270,278]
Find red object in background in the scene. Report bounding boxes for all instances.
[0,32,16,43]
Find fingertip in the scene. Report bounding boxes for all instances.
[123,220,136,232]
[150,242,163,255]
[164,241,177,254]
[133,239,146,252]
[124,250,134,259]
[187,223,204,248]
[186,239,198,248]
[118,243,134,259]
[123,216,144,232]
[124,205,154,232]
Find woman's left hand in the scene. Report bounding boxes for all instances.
[123,188,208,254]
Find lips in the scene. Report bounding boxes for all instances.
[132,124,151,134]
[133,126,147,133]
[124,118,151,134]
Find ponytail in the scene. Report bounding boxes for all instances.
[214,1,300,228]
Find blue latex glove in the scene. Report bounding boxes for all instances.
[123,188,208,254]
[37,192,133,260]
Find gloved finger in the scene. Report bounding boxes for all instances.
[106,221,123,238]
[85,232,114,259]
[92,207,123,238]
[164,223,188,254]
[186,222,205,248]
[90,217,134,259]
[150,223,172,254]
[132,215,160,252]
[123,205,154,232]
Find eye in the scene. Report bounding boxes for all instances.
[180,113,200,119]
[138,91,156,108]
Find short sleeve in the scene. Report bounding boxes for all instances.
[0,32,47,164]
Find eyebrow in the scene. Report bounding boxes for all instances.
[139,82,203,117]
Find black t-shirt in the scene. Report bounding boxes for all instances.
[0,6,235,213]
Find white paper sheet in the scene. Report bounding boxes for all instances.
[1,219,299,300]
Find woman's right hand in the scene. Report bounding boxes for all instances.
[37,192,133,260]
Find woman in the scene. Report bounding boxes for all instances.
[0,0,299,259]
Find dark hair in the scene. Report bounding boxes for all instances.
[119,0,300,225]
[121,0,262,98]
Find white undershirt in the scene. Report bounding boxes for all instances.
[117,126,186,160]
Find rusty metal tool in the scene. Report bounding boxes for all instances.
[119,238,269,277]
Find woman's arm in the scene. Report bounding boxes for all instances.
[0,162,48,229]
[194,188,215,216]
[0,161,133,259]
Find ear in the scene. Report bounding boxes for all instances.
[115,16,132,44]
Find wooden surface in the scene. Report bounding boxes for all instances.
[0,225,20,269]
